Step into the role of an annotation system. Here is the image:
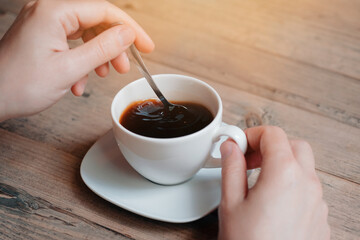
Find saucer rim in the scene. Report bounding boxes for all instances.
[80,128,252,223]
[80,130,221,223]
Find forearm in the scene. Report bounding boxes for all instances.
[0,73,15,122]
[0,103,9,122]
[0,89,10,122]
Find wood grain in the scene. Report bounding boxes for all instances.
[2,60,359,184]
[1,129,359,239]
[0,183,131,240]
[0,0,27,14]
[121,0,360,79]
[119,6,360,129]
[0,0,359,239]
[0,129,219,240]
[0,0,359,129]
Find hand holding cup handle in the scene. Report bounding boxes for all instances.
[205,125,248,168]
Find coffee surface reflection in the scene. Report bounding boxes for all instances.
[120,99,214,138]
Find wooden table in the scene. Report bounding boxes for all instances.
[0,0,359,239]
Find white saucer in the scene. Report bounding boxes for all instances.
[80,130,249,223]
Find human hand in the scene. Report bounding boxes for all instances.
[219,126,330,240]
[0,0,154,122]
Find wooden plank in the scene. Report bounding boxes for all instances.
[0,7,16,38]
[265,0,360,39]
[0,8,359,185]
[1,59,359,183]
[0,3,359,129]
[0,1,359,129]
[1,129,359,239]
[0,183,130,240]
[216,73,360,184]
[0,1,358,239]
[117,9,360,129]
[3,0,360,43]
[0,129,219,240]
[113,0,360,80]
[0,0,28,14]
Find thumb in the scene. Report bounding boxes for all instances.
[63,25,135,84]
[220,140,248,205]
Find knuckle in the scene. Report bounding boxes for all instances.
[298,140,311,149]
[58,55,77,81]
[32,0,57,18]
[293,139,313,152]
[222,162,243,177]
[93,0,111,13]
[278,161,302,186]
[62,14,80,36]
[311,175,323,194]
[285,160,300,176]
[322,201,329,216]
[103,0,115,9]
[34,0,48,9]
[219,200,236,216]
[24,0,36,9]
[306,177,323,201]
[264,126,286,137]
[96,36,112,61]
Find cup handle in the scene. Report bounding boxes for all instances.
[204,125,248,168]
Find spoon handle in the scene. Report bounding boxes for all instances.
[129,44,171,107]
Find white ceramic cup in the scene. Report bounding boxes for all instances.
[111,74,247,185]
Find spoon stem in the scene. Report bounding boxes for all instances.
[129,44,172,109]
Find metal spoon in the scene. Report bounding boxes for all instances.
[129,44,187,111]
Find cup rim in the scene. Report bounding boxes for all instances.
[111,74,222,143]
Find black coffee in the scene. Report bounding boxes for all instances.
[120,99,214,138]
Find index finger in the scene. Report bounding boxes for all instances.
[48,0,154,53]
[245,126,295,172]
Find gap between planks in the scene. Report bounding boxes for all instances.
[0,129,358,240]
[0,123,359,187]
[0,5,359,130]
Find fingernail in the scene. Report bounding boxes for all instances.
[118,26,135,46]
[123,52,129,65]
[80,80,86,90]
[221,141,234,160]
[111,21,124,27]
